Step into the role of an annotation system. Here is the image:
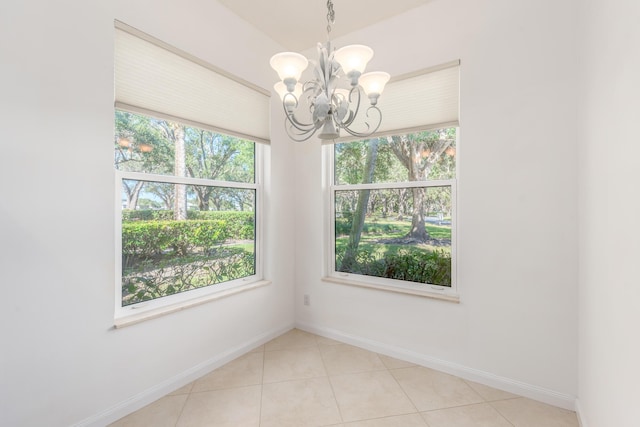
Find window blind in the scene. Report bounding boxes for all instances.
[114,21,271,144]
[329,60,460,144]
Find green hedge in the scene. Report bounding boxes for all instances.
[122,210,174,221]
[123,220,226,257]
[122,210,254,242]
[123,209,253,221]
[122,219,255,258]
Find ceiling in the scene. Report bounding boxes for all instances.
[216,0,434,52]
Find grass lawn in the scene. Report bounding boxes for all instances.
[336,218,452,256]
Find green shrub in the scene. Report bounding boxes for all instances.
[335,248,451,286]
[122,220,230,257]
[122,209,174,221]
[122,210,255,240]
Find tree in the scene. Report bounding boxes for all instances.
[114,111,174,209]
[184,130,254,211]
[339,138,379,271]
[122,180,144,209]
[157,121,187,220]
[387,129,455,241]
[145,182,174,210]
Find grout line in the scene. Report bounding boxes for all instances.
[419,401,516,427]
[258,344,266,427]
[316,335,345,424]
[486,400,517,427]
[173,391,190,427]
[461,378,523,403]
[419,400,510,413]
[387,362,421,415]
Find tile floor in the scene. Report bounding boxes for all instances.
[110,329,579,427]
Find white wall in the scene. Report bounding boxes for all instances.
[6,0,638,424]
[0,1,295,426]
[578,0,640,425]
[294,0,579,406]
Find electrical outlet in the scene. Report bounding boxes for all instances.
[303,294,310,306]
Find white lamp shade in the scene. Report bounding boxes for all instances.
[334,45,373,75]
[359,71,391,96]
[274,82,302,101]
[270,52,309,81]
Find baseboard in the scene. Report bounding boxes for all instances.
[575,398,587,427]
[296,321,577,411]
[72,323,294,427]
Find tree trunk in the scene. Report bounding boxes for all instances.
[340,138,379,272]
[387,133,453,242]
[410,187,429,241]
[173,124,187,220]
[124,180,144,209]
[196,186,211,211]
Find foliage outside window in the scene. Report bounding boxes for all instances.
[330,128,457,293]
[115,110,259,309]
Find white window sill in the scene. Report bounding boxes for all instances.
[114,279,272,329]
[322,276,459,303]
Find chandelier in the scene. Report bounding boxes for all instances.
[270,0,390,142]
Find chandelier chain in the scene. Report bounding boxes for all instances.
[326,0,335,38]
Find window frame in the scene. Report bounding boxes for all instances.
[324,132,459,301]
[114,131,265,322]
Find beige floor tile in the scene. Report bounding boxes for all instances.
[491,397,579,427]
[176,385,261,427]
[344,413,427,426]
[167,382,194,396]
[260,377,342,427]
[265,329,318,351]
[464,380,520,402]
[263,346,327,383]
[330,370,417,422]
[109,395,187,427]
[320,344,386,375]
[391,366,483,411]
[191,352,263,393]
[421,402,513,427]
[378,354,416,369]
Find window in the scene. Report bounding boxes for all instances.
[327,128,458,297]
[113,22,270,321]
[115,110,261,312]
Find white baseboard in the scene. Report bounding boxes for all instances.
[575,399,587,427]
[72,323,294,427]
[296,321,577,411]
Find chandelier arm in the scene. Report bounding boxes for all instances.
[280,93,320,133]
[336,87,363,128]
[340,106,383,138]
[284,118,320,142]
[284,109,318,133]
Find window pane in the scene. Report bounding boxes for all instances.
[334,128,457,185]
[184,129,255,183]
[115,110,255,183]
[114,111,174,175]
[335,187,452,287]
[121,180,256,306]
